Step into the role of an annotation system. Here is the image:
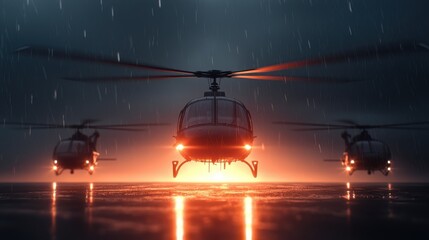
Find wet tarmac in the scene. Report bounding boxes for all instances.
[0,182,428,240]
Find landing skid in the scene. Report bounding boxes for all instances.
[172,159,259,178]
[380,169,390,176]
[55,168,64,176]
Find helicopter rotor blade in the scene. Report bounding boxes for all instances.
[274,120,429,131]
[230,75,359,83]
[80,119,99,126]
[233,41,428,75]
[3,121,72,128]
[368,126,429,130]
[273,121,350,128]
[364,121,429,129]
[14,46,195,74]
[92,127,148,132]
[292,127,349,131]
[97,158,117,161]
[324,159,341,162]
[63,74,196,82]
[11,126,149,132]
[2,121,167,131]
[335,119,360,126]
[9,126,64,130]
[92,123,169,128]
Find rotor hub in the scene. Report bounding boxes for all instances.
[194,70,233,93]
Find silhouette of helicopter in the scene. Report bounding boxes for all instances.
[5,119,166,175]
[14,41,428,177]
[273,120,429,176]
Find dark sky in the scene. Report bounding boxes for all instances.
[1,0,429,182]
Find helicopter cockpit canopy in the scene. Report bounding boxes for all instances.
[54,140,90,156]
[178,97,252,131]
[350,140,391,160]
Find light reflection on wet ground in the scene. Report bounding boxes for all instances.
[0,183,428,240]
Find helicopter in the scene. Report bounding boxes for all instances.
[4,119,166,175]
[273,120,429,176]
[14,41,428,177]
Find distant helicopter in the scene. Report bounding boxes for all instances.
[5,119,166,175]
[273,120,429,176]
[14,41,428,177]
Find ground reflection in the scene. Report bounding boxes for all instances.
[344,182,355,201]
[174,195,254,240]
[175,196,184,240]
[244,196,253,240]
[85,182,94,205]
[85,183,94,226]
[51,182,57,240]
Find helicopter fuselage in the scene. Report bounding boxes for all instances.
[52,139,99,175]
[172,93,258,177]
[342,139,392,176]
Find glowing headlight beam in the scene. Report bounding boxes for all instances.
[244,144,252,151]
[176,144,184,151]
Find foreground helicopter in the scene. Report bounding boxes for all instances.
[14,41,428,177]
[5,120,165,175]
[273,120,429,176]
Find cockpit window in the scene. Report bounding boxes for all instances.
[217,100,235,125]
[182,100,213,128]
[351,141,390,155]
[235,103,251,129]
[180,98,252,130]
[56,141,88,154]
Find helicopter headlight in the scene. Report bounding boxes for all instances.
[89,165,95,171]
[346,166,351,172]
[350,160,355,164]
[387,160,391,164]
[176,144,184,151]
[53,160,58,165]
[53,165,58,171]
[85,160,90,165]
[387,167,391,171]
[244,144,252,151]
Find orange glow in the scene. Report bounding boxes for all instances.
[346,182,350,189]
[86,183,94,205]
[346,166,351,172]
[52,165,58,171]
[244,144,252,151]
[85,160,90,165]
[89,165,95,171]
[244,197,253,240]
[172,164,259,182]
[51,182,57,238]
[232,75,308,81]
[52,182,57,202]
[234,61,304,75]
[175,196,184,240]
[350,160,355,164]
[176,144,184,151]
